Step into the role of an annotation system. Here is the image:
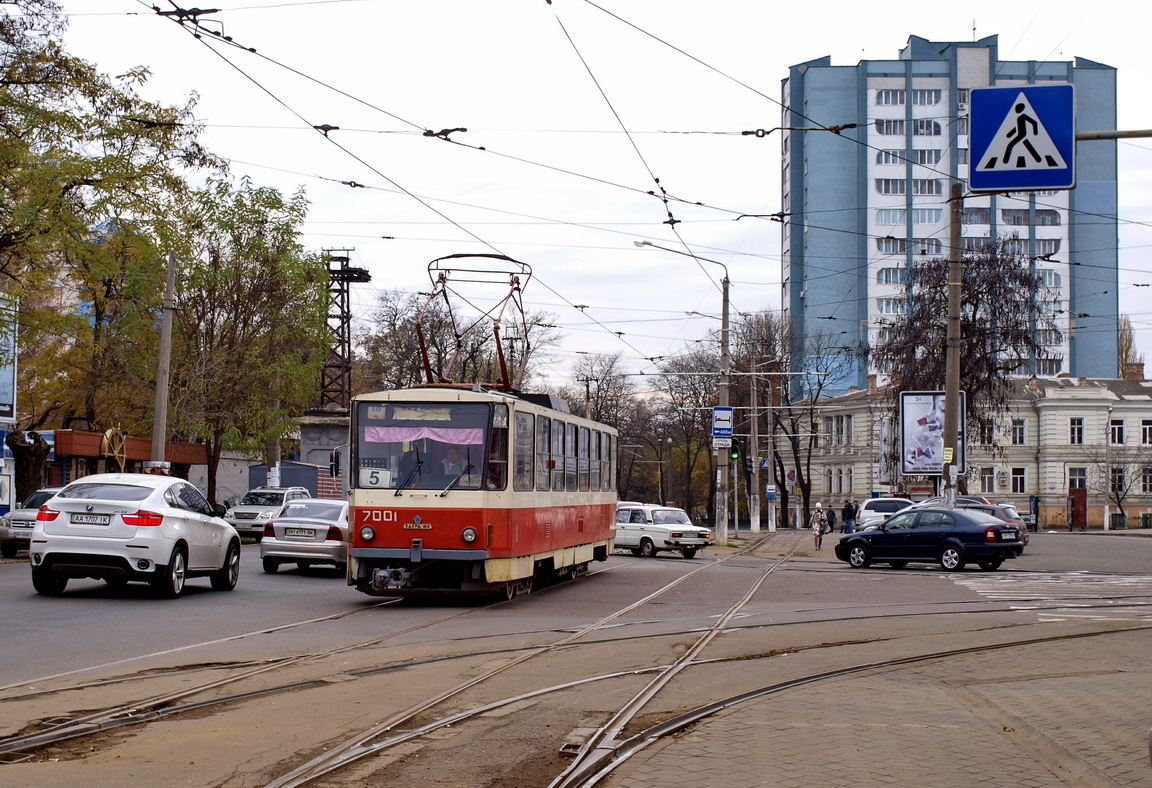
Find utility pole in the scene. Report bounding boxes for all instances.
[717,274,730,544]
[942,181,964,506]
[150,250,177,464]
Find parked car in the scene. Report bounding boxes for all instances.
[855,497,914,530]
[614,503,713,559]
[0,485,63,558]
[224,486,311,540]
[260,498,349,573]
[833,506,1024,571]
[893,500,1029,547]
[28,473,240,597]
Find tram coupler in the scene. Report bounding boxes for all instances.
[372,567,412,591]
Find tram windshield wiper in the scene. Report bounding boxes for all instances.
[394,460,423,495]
[439,463,476,497]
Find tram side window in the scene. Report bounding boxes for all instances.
[590,431,601,490]
[578,426,590,491]
[606,434,616,491]
[565,423,578,491]
[514,412,534,491]
[488,405,508,490]
[536,415,551,491]
[551,418,566,492]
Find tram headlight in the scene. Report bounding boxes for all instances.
[359,525,376,542]
[461,527,478,543]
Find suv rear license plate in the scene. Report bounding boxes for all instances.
[284,527,314,538]
[70,513,110,525]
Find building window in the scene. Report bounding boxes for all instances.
[980,466,995,493]
[1143,468,1152,495]
[1110,466,1126,494]
[1036,358,1063,376]
[1004,238,1061,256]
[1011,467,1026,494]
[911,179,942,195]
[1002,209,1062,226]
[1011,419,1025,445]
[876,89,906,105]
[912,148,942,165]
[962,207,991,225]
[955,117,969,135]
[876,149,905,165]
[876,267,906,285]
[875,178,906,195]
[1068,467,1087,490]
[958,147,969,165]
[1069,417,1084,445]
[1142,419,1152,445]
[877,236,905,254]
[1038,269,1062,288]
[874,119,905,135]
[876,208,905,225]
[962,236,994,252]
[911,208,942,224]
[912,120,942,136]
[826,467,833,493]
[979,421,995,445]
[836,467,844,493]
[1110,419,1125,445]
[957,88,970,105]
[911,89,941,105]
[913,238,943,254]
[876,297,907,315]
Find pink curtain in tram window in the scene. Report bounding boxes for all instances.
[364,426,486,445]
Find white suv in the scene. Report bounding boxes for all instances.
[855,497,914,530]
[614,503,713,559]
[224,486,311,540]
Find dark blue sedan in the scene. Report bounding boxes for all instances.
[833,507,1024,571]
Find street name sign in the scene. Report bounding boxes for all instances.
[969,84,1075,192]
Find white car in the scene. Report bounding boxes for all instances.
[29,473,240,598]
[855,497,914,530]
[260,498,349,574]
[614,503,713,559]
[1,486,63,558]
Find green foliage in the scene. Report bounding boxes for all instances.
[170,177,329,456]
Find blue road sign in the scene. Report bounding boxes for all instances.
[969,84,1075,192]
[711,406,733,438]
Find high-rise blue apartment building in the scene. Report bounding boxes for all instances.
[781,35,1117,389]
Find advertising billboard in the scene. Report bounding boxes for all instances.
[899,390,966,477]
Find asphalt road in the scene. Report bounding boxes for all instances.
[1,531,1149,689]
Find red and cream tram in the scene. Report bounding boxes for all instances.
[346,385,618,598]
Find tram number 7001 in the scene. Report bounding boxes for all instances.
[360,509,398,524]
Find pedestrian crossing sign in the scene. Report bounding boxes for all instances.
[969,84,1075,192]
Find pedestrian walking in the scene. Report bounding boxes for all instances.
[842,499,856,533]
[809,502,828,550]
[825,507,837,533]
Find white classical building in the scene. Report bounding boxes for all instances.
[808,369,1152,528]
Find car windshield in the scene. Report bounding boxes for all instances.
[22,490,57,509]
[240,491,286,506]
[279,501,345,521]
[651,509,692,525]
[58,483,153,502]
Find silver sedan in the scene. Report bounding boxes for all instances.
[259,498,349,574]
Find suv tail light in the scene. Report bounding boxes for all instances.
[36,505,60,521]
[123,510,164,527]
[264,523,275,537]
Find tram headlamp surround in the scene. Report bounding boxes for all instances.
[461,527,478,543]
[359,525,376,542]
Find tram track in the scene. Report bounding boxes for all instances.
[2,533,1149,786]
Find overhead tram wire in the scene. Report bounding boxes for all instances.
[147,6,661,366]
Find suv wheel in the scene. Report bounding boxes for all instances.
[153,547,187,598]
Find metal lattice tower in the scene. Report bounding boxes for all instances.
[309,249,370,414]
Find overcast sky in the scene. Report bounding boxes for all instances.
[58,1,1152,389]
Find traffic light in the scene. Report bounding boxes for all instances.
[729,443,740,461]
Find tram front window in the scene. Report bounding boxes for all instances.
[355,402,491,491]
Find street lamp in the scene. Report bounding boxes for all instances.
[634,240,731,543]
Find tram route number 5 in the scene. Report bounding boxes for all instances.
[358,467,394,488]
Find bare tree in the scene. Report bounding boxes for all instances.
[1083,442,1152,525]
[869,235,1062,485]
